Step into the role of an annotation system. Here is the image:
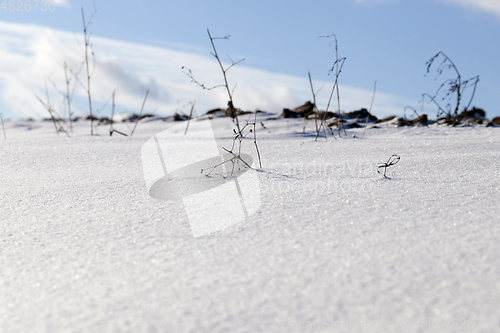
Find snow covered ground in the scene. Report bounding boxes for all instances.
[0,115,499,332]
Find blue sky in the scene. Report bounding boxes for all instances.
[0,0,499,120]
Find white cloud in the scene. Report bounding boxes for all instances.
[440,0,500,18]
[0,21,411,120]
[56,0,70,8]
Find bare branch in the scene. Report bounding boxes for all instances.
[186,29,262,174]
[377,154,400,178]
[421,51,478,125]
[362,80,377,138]
[181,67,225,90]
[0,113,6,140]
[184,100,195,135]
[131,89,149,136]
[225,56,245,72]
[82,7,95,134]
[34,94,70,138]
[253,111,262,168]
[308,71,319,135]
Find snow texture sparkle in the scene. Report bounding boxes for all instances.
[0,115,499,332]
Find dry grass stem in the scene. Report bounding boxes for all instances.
[362,80,377,138]
[184,29,262,172]
[184,100,195,135]
[1,113,6,140]
[377,154,400,178]
[81,6,97,134]
[131,89,149,136]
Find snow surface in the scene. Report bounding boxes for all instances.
[0,115,499,333]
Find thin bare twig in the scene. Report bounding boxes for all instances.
[423,51,480,126]
[181,67,225,91]
[64,62,74,132]
[315,57,346,141]
[184,100,195,135]
[184,29,262,172]
[44,78,58,134]
[110,129,128,136]
[320,34,347,137]
[110,90,115,135]
[109,91,128,137]
[0,113,6,140]
[131,89,149,136]
[81,6,97,134]
[377,154,400,178]
[420,93,448,118]
[253,111,262,168]
[362,80,377,138]
[308,71,319,135]
[34,94,71,138]
[207,29,242,126]
[404,106,420,120]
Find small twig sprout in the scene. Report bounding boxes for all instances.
[377,154,400,178]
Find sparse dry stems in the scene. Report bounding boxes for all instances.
[1,113,6,140]
[423,51,479,126]
[131,89,149,136]
[377,154,400,178]
[109,91,128,136]
[314,34,346,140]
[81,6,97,135]
[184,101,195,135]
[362,80,377,139]
[184,29,262,171]
[34,94,71,138]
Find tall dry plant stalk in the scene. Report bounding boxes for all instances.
[131,89,150,136]
[109,90,127,136]
[315,34,347,141]
[63,62,74,132]
[0,113,6,140]
[361,80,377,139]
[46,62,81,133]
[183,29,262,171]
[34,94,70,138]
[184,100,196,135]
[81,6,97,134]
[308,71,322,137]
[422,51,479,126]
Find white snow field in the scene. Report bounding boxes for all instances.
[1,115,499,333]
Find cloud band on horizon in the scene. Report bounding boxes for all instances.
[0,20,413,120]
